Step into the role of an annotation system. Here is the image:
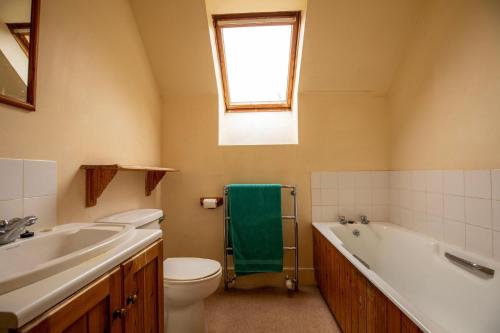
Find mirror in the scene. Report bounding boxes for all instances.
[0,0,39,111]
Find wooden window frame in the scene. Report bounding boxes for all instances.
[213,11,301,113]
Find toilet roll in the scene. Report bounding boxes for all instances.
[203,198,218,209]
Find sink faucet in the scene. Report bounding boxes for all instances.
[0,216,37,245]
[337,215,348,225]
[360,215,370,224]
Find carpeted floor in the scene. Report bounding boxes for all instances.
[205,286,340,333]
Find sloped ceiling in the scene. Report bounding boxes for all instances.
[130,0,426,96]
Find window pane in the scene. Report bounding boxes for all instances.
[222,25,292,105]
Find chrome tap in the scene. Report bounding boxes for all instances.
[360,215,370,224]
[337,215,348,225]
[0,216,37,245]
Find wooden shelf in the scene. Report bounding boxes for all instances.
[80,164,178,207]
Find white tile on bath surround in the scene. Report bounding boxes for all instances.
[444,219,466,248]
[390,206,401,225]
[400,208,414,230]
[494,231,500,261]
[321,205,338,222]
[0,158,23,200]
[413,211,427,233]
[0,199,23,220]
[465,170,491,199]
[311,172,321,189]
[373,188,389,205]
[23,195,57,232]
[399,171,411,189]
[426,193,444,217]
[371,171,389,188]
[444,170,465,196]
[338,172,355,188]
[23,160,57,198]
[372,205,389,221]
[355,172,371,189]
[321,189,338,205]
[465,225,493,257]
[390,188,400,206]
[321,172,338,189]
[338,205,355,220]
[312,206,321,221]
[311,189,321,205]
[355,205,371,219]
[465,197,492,229]
[411,171,426,191]
[427,215,444,240]
[399,189,412,209]
[355,189,371,205]
[412,191,426,212]
[492,170,500,201]
[339,189,355,206]
[444,195,465,222]
[426,170,443,193]
[493,200,500,231]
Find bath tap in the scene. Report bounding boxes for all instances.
[360,215,370,224]
[337,216,348,225]
[0,216,37,245]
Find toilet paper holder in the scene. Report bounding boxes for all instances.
[200,197,224,208]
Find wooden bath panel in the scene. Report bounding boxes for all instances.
[313,228,423,333]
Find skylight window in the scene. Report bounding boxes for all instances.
[213,12,300,112]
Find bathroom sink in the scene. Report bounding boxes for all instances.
[0,223,135,295]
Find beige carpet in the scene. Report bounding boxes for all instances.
[205,286,340,333]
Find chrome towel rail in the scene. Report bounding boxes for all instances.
[445,252,495,276]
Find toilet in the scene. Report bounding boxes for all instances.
[96,209,221,333]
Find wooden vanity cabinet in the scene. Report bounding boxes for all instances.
[17,240,163,333]
[313,229,423,333]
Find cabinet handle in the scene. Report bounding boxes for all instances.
[113,308,127,319]
[127,293,138,305]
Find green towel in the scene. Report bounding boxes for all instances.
[228,184,283,276]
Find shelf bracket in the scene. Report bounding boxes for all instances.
[85,167,118,207]
[145,170,167,196]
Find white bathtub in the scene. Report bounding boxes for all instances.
[313,222,500,333]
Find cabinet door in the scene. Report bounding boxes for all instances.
[121,240,164,333]
[20,268,123,333]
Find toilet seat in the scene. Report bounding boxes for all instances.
[164,257,221,283]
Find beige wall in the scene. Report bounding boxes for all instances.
[0,0,162,224]
[389,0,500,170]
[129,0,426,284]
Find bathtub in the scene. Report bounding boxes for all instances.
[313,222,500,333]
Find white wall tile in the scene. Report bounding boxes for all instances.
[338,205,355,220]
[465,170,491,199]
[339,189,355,205]
[338,172,355,188]
[390,206,401,225]
[321,189,338,205]
[400,208,414,230]
[466,225,493,257]
[399,171,411,189]
[373,189,389,205]
[390,188,400,206]
[311,189,321,205]
[23,195,57,231]
[465,197,492,229]
[426,170,443,193]
[355,189,371,205]
[412,191,426,212]
[426,193,444,217]
[0,199,23,220]
[0,158,23,200]
[355,205,371,219]
[494,231,500,261]
[355,172,372,189]
[321,205,338,222]
[372,205,389,221]
[24,160,57,198]
[427,215,444,240]
[312,206,321,221]
[413,211,427,233]
[400,189,412,209]
[444,220,466,247]
[371,171,389,188]
[444,195,465,222]
[411,171,426,191]
[390,171,400,188]
[492,170,500,200]
[493,200,500,231]
[311,172,321,189]
[444,170,464,196]
[321,172,337,189]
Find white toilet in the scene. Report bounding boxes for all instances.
[96,209,221,333]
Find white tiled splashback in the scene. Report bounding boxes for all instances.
[0,158,57,231]
[311,169,500,261]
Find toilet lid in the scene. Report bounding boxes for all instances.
[164,257,221,281]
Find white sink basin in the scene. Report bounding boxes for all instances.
[0,223,136,295]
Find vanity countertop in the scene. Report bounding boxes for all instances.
[0,228,162,330]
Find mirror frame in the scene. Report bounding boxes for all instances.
[0,0,40,111]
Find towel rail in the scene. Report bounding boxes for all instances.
[223,184,299,291]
